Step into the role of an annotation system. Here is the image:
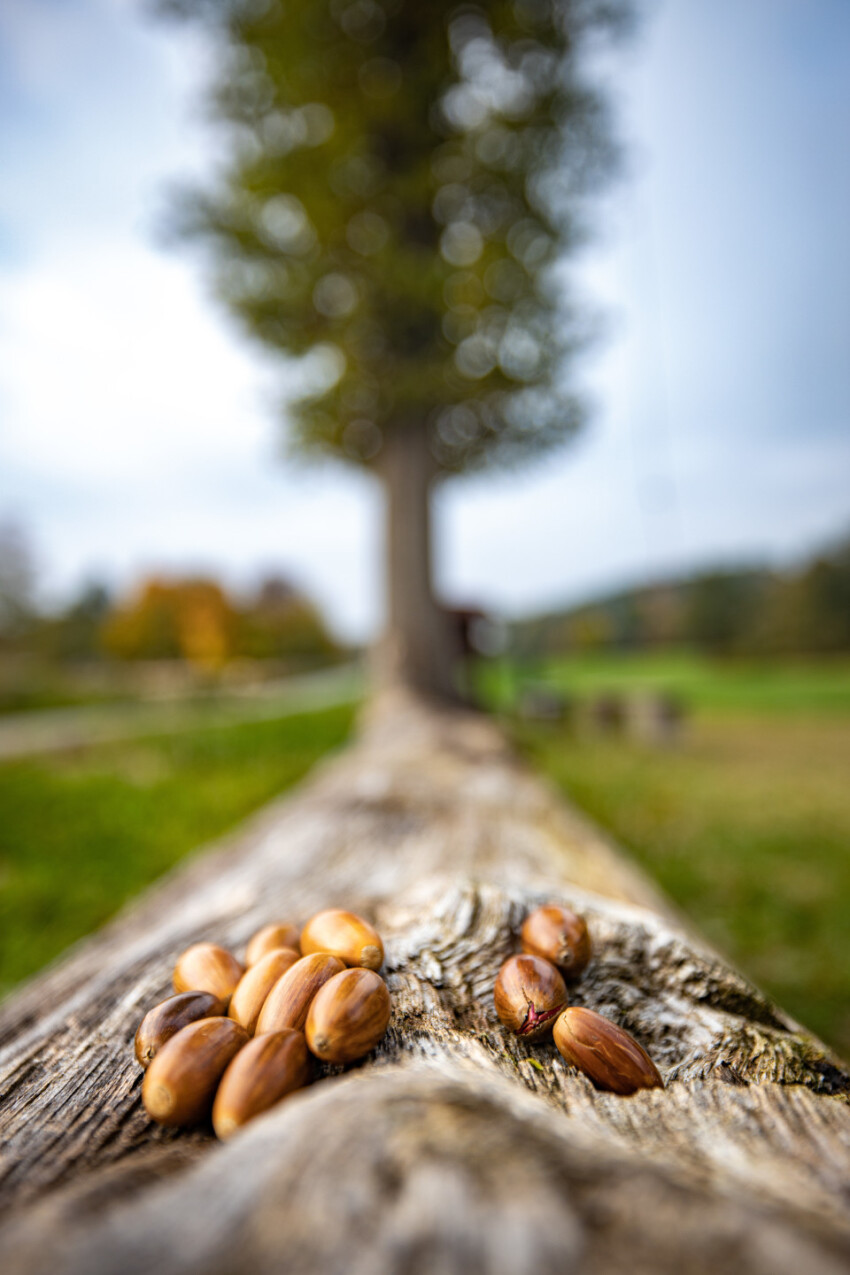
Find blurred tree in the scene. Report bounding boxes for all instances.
[161,0,631,699]
[683,571,762,656]
[238,574,339,663]
[101,578,236,669]
[100,574,337,669]
[40,582,113,662]
[0,521,37,647]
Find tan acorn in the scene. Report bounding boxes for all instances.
[521,904,592,978]
[245,922,301,966]
[134,990,227,1068]
[553,1006,663,1095]
[228,947,301,1035]
[173,943,244,1004]
[255,952,345,1035]
[142,1017,249,1126]
[493,954,568,1041]
[305,967,391,1064]
[299,909,384,970]
[212,1029,312,1139]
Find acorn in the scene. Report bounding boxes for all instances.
[228,947,301,1035]
[173,943,244,1004]
[134,990,227,1068]
[255,952,345,1035]
[245,922,301,966]
[212,1029,312,1140]
[305,967,391,1065]
[553,1006,663,1095]
[142,1017,249,1126]
[299,909,384,971]
[521,904,592,979]
[493,954,568,1041]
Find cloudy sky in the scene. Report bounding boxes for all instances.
[1,0,849,640]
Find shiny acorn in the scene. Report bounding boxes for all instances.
[521,904,592,979]
[245,923,301,966]
[299,909,384,971]
[553,1006,663,1095]
[142,1017,249,1126]
[212,1029,312,1139]
[305,967,391,1064]
[228,947,300,1035]
[134,991,227,1068]
[255,952,345,1035]
[173,943,244,1004]
[494,954,568,1041]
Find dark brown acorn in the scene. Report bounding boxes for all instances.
[134,991,227,1068]
[553,1007,663,1095]
[299,909,384,970]
[521,904,592,979]
[173,943,244,1004]
[245,923,301,966]
[142,1017,249,1126]
[228,947,300,1035]
[212,1029,312,1139]
[255,952,345,1035]
[493,954,568,1041]
[305,967,391,1064]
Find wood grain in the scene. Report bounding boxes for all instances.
[0,689,848,1274]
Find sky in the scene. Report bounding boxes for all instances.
[1,0,849,641]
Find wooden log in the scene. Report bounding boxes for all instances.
[0,690,848,1274]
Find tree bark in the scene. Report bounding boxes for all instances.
[375,425,460,702]
[0,691,848,1275]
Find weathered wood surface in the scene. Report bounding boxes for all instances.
[0,691,848,1274]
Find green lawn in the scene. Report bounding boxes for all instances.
[480,649,850,714]
[488,652,850,1059]
[0,702,356,998]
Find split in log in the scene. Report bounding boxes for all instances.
[0,689,848,1274]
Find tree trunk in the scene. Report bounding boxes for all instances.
[0,691,849,1275]
[375,424,460,702]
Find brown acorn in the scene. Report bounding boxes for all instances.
[134,990,227,1068]
[553,1006,663,1095]
[173,943,244,1004]
[299,909,384,971]
[305,967,391,1064]
[493,954,568,1041]
[228,947,301,1035]
[521,904,592,979]
[142,1017,249,1126]
[212,1029,312,1139]
[255,952,345,1035]
[245,922,301,966]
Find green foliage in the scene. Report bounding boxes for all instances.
[510,529,850,658]
[166,0,629,475]
[0,702,356,997]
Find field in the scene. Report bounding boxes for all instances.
[1,651,848,1061]
[0,702,356,999]
[487,651,850,1058]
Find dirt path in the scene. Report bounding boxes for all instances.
[0,665,362,760]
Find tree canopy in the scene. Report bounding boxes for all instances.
[166,0,631,478]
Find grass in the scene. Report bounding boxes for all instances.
[479,649,850,714]
[486,651,850,1058]
[0,702,356,998]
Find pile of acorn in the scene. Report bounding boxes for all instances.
[494,903,663,1095]
[135,908,390,1139]
[135,901,661,1140]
